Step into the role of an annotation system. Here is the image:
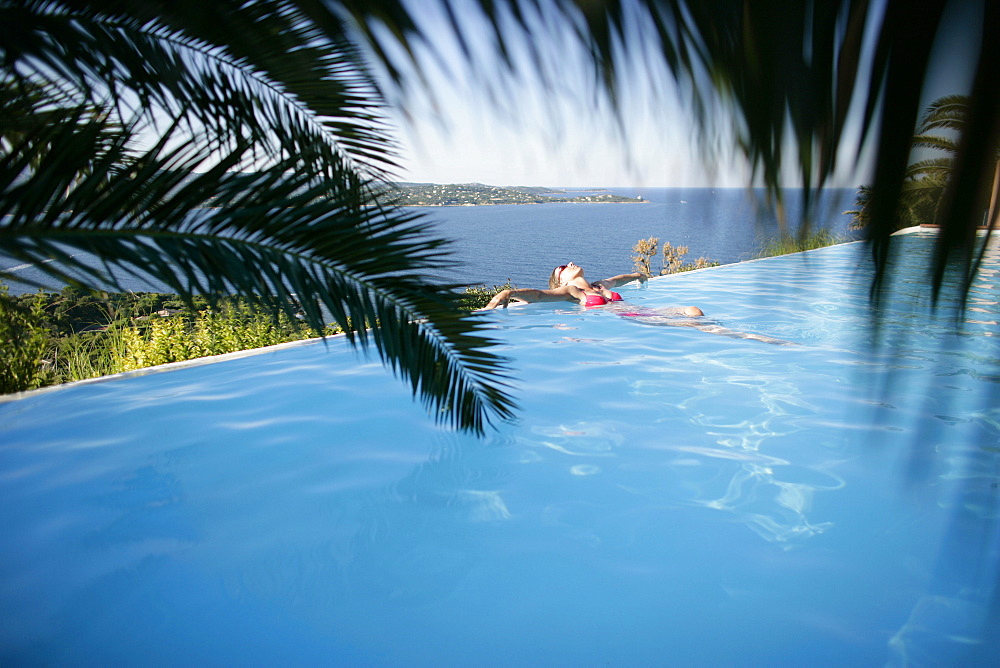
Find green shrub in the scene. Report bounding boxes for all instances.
[0,278,522,394]
[111,304,331,372]
[0,287,51,393]
[0,287,343,393]
[459,282,518,310]
[756,229,848,257]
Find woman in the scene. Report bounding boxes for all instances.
[480,261,793,344]
[481,262,705,316]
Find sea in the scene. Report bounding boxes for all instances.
[0,187,861,294]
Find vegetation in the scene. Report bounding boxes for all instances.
[0,1,514,432]
[631,237,718,277]
[385,183,646,206]
[0,285,49,393]
[846,96,988,233]
[631,230,848,274]
[458,282,519,310]
[756,229,851,258]
[111,306,332,373]
[0,287,337,393]
[0,282,518,394]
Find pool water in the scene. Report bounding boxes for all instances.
[1,231,998,665]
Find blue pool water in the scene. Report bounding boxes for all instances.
[1,231,998,665]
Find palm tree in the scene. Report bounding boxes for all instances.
[914,94,1000,234]
[913,95,968,153]
[846,95,969,231]
[0,0,516,433]
[905,95,977,230]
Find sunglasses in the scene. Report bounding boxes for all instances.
[555,265,568,280]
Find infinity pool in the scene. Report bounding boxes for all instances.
[1,231,998,665]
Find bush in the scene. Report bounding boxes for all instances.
[0,287,51,393]
[112,304,335,372]
[632,237,718,276]
[756,229,848,257]
[459,281,518,310]
[0,286,343,393]
[0,279,519,395]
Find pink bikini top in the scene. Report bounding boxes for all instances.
[585,292,623,307]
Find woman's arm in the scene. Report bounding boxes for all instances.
[598,272,648,289]
[479,286,582,310]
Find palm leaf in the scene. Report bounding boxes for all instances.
[1,1,394,176]
[911,134,960,155]
[0,0,517,433]
[0,115,517,432]
[905,157,955,180]
[915,94,969,135]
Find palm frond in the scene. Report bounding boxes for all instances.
[0,113,516,432]
[0,0,517,432]
[915,94,969,135]
[1,1,395,176]
[911,135,960,154]
[905,157,955,180]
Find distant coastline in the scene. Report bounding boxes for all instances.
[383,182,647,206]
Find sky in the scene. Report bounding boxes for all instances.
[377,1,752,189]
[389,89,733,188]
[370,0,982,190]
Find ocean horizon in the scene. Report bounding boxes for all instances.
[1,186,861,295]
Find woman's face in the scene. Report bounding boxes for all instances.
[555,262,584,284]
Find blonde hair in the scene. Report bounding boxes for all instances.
[548,266,564,289]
